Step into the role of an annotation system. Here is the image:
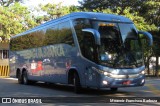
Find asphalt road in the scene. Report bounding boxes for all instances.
[0,77,160,106]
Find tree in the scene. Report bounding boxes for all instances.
[0,3,37,38]
[0,6,22,38]
[90,7,158,31]
[69,5,80,13]
[117,7,157,31]
[8,3,37,29]
[140,0,160,26]
[79,0,160,28]
[139,0,160,77]
[40,2,70,19]
[0,0,22,7]
[36,3,79,23]
[79,0,145,12]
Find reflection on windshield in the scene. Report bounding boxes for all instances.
[92,21,143,68]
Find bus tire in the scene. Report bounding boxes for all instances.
[73,73,81,93]
[18,72,23,84]
[110,87,118,91]
[22,71,29,85]
[22,71,36,85]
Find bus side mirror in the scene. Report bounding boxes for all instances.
[138,31,153,46]
[82,28,101,45]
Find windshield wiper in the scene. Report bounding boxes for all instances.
[112,46,124,67]
[113,46,139,68]
[126,51,139,67]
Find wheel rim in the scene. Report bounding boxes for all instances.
[73,73,81,93]
[23,72,27,84]
[23,76,26,84]
[18,74,21,82]
[73,76,76,88]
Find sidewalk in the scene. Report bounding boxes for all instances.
[146,75,160,80]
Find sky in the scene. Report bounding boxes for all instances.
[24,0,80,7]
[22,0,80,16]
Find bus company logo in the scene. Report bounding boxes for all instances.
[126,74,129,79]
[2,98,11,103]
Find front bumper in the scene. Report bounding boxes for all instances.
[99,74,145,88]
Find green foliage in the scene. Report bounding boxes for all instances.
[0,2,37,38]
[40,2,70,19]
[92,7,158,31]
[0,0,22,7]
[69,5,80,13]
[119,7,157,31]
[140,0,160,26]
[79,0,144,12]
[79,0,159,30]
[35,3,80,23]
[0,6,21,38]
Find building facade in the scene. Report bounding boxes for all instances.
[0,40,9,77]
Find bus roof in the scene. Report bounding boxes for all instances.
[11,12,133,38]
[70,12,132,23]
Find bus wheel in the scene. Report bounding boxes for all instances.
[22,71,29,85]
[73,73,81,93]
[110,87,118,91]
[18,72,23,84]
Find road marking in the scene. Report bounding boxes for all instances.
[146,84,160,96]
[0,77,18,80]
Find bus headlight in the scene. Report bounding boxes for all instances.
[91,67,111,76]
[104,72,109,76]
[141,70,145,74]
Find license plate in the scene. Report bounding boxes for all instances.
[122,80,131,85]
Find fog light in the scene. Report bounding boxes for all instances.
[141,79,145,84]
[103,80,108,85]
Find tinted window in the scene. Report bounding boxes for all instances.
[45,21,74,46]
[29,30,45,48]
[58,21,74,46]
[10,36,23,51]
[82,32,96,62]
[73,18,92,51]
[45,26,59,45]
[10,21,74,51]
[73,19,98,62]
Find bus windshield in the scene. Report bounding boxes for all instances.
[92,21,143,68]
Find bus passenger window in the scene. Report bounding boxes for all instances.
[58,21,75,46]
[82,32,95,62]
[45,21,75,46]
